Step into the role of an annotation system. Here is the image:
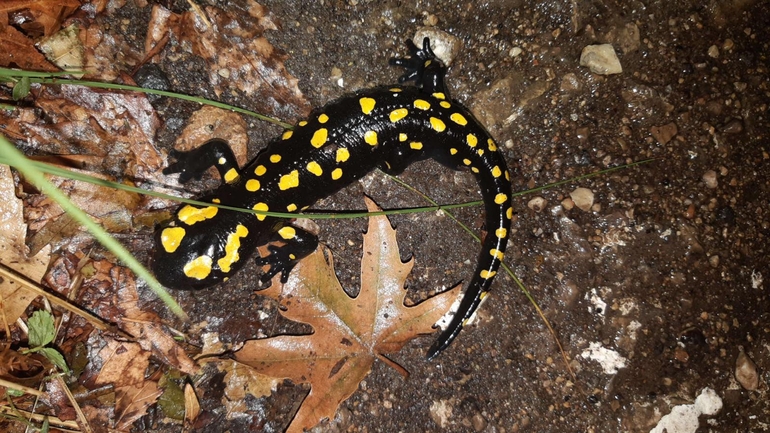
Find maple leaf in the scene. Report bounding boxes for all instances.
[234,197,463,432]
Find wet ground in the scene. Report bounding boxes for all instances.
[142,0,768,431]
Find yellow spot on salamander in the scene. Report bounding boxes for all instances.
[336,148,350,162]
[217,224,249,273]
[488,138,498,151]
[245,179,261,191]
[399,133,407,142]
[477,149,485,156]
[359,97,376,115]
[279,170,300,190]
[306,161,323,176]
[282,130,293,140]
[254,165,267,176]
[318,113,329,123]
[496,228,508,238]
[270,154,282,163]
[440,101,451,108]
[490,249,504,260]
[413,99,431,110]
[161,227,186,253]
[218,157,226,165]
[432,92,446,100]
[430,117,446,132]
[364,130,378,146]
[450,148,458,155]
[311,128,328,148]
[505,170,510,180]
[212,198,221,203]
[480,291,489,301]
[389,87,402,92]
[467,133,478,147]
[471,167,480,173]
[450,113,468,126]
[463,158,472,166]
[506,207,513,220]
[480,269,497,279]
[298,120,308,127]
[253,202,269,221]
[178,205,218,225]
[492,166,502,178]
[331,168,343,180]
[278,226,296,240]
[287,203,297,212]
[410,142,423,150]
[224,168,239,183]
[184,255,212,280]
[390,108,408,123]
[495,193,508,204]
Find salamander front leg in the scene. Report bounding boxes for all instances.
[164,139,243,184]
[255,225,319,283]
[389,37,449,96]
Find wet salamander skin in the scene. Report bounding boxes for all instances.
[151,39,512,358]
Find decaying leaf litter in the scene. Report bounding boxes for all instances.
[1,0,768,432]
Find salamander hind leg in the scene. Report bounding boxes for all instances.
[390,37,448,96]
[255,225,319,283]
[164,139,242,184]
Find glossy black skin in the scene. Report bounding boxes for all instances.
[151,38,512,358]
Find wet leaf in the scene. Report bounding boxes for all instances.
[0,165,52,326]
[234,197,462,432]
[146,2,310,119]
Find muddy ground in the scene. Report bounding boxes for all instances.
[126,0,768,431]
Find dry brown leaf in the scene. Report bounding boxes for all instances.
[174,105,250,168]
[0,344,50,391]
[234,197,463,432]
[0,165,52,328]
[146,2,310,119]
[1,84,163,181]
[216,359,281,416]
[0,22,58,70]
[0,0,83,38]
[87,261,197,376]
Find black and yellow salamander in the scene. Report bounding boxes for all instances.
[151,38,512,359]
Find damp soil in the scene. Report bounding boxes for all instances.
[139,0,768,431]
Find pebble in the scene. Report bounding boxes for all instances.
[708,45,720,58]
[735,350,759,391]
[580,44,623,75]
[471,413,488,432]
[702,170,718,189]
[528,196,547,212]
[722,38,735,51]
[429,399,453,429]
[413,28,461,66]
[570,187,594,212]
[650,122,678,145]
[721,119,743,134]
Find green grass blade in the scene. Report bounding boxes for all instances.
[0,134,187,320]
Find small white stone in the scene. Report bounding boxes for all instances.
[527,196,547,212]
[413,28,461,66]
[580,44,623,75]
[702,170,718,188]
[570,187,595,212]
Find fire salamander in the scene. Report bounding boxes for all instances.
[151,38,512,359]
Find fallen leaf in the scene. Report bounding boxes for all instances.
[0,165,51,328]
[234,197,462,432]
[146,1,310,119]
